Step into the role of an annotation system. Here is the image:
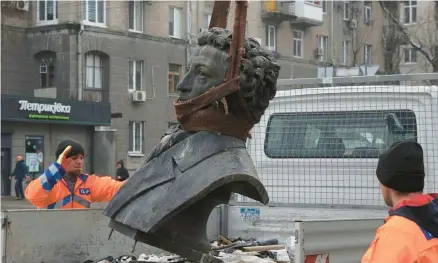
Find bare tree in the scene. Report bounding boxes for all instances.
[338,1,373,67]
[379,1,438,72]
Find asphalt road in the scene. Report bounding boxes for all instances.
[1,196,35,210]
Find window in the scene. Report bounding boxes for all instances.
[39,57,55,88]
[84,53,103,101]
[293,30,303,58]
[404,47,417,63]
[266,25,276,51]
[364,44,372,65]
[264,110,417,159]
[364,1,372,24]
[343,1,350,20]
[83,0,105,25]
[129,0,143,32]
[129,121,144,153]
[129,60,143,91]
[318,35,329,61]
[169,7,183,38]
[168,64,182,95]
[37,0,58,24]
[404,1,417,24]
[204,13,211,28]
[342,40,350,65]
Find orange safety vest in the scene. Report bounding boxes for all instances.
[361,193,438,263]
[25,162,125,209]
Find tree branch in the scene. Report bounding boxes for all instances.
[379,1,435,67]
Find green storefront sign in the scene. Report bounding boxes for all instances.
[1,95,111,126]
[19,100,71,121]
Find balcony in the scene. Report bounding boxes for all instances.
[261,1,323,27]
[290,0,323,27]
[261,1,297,24]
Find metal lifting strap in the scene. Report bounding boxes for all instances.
[209,0,248,82]
[207,0,253,124]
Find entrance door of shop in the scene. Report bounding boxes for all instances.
[1,148,12,196]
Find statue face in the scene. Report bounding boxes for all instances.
[176,45,229,101]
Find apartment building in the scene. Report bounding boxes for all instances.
[1,1,434,195]
[259,0,388,78]
[1,0,189,191]
[397,0,437,74]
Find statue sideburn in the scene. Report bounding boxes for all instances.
[103,27,281,263]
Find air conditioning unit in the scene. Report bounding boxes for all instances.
[314,48,323,57]
[348,19,357,29]
[16,0,29,11]
[132,90,146,102]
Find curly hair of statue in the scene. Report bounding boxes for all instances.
[173,27,280,140]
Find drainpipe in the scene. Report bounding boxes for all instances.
[77,22,84,100]
[330,1,335,67]
[186,1,192,66]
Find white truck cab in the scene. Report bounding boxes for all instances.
[246,85,438,207]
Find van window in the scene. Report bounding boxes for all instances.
[264,110,417,158]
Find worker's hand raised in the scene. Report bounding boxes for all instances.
[56,145,72,171]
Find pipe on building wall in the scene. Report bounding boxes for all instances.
[77,22,84,100]
[330,1,335,65]
[185,1,192,70]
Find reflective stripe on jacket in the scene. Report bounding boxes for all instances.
[25,162,125,209]
[361,193,438,263]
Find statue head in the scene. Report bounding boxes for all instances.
[176,27,281,124]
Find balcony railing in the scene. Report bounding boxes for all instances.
[261,1,297,24]
[83,88,102,102]
[261,0,323,27]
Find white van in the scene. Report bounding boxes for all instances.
[245,85,438,208]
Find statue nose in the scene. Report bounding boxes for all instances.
[176,79,190,92]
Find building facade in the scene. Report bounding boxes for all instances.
[3,0,434,187]
[397,0,437,74]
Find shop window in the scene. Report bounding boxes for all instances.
[168,63,182,95]
[129,121,144,154]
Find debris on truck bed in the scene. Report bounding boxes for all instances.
[82,236,294,263]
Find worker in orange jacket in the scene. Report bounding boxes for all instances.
[361,141,438,263]
[25,139,126,209]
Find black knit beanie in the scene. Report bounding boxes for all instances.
[376,140,425,193]
[55,139,85,159]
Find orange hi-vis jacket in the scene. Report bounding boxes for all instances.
[25,162,125,209]
[361,193,438,263]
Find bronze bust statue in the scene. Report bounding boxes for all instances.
[103,27,280,263]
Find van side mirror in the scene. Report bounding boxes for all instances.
[384,113,405,135]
